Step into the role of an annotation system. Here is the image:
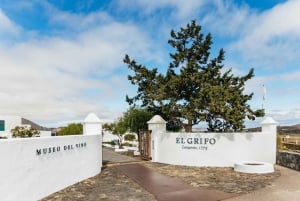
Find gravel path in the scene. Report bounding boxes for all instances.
[142,162,281,194]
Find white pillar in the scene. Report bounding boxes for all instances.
[83,113,103,169]
[147,115,167,162]
[261,117,278,164]
[83,113,102,135]
[261,117,278,134]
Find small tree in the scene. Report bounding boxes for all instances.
[122,107,153,133]
[11,126,40,138]
[104,107,153,145]
[58,123,83,135]
[113,117,127,145]
[102,123,115,131]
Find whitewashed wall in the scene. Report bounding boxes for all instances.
[0,115,52,138]
[0,135,102,201]
[148,116,278,167]
[0,113,102,201]
[39,130,52,137]
[0,115,22,138]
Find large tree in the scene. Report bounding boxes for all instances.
[124,20,264,132]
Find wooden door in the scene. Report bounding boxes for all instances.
[138,130,152,160]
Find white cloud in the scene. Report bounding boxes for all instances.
[1,0,299,127]
[149,0,207,20]
[270,108,300,125]
[194,0,300,70]
[201,0,254,36]
[0,9,162,127]
[245,70,300,97]
[116,0,208,21]
[281,71,300,81]
[48,8,113,31]
[228,0,300,68]
[251,0,300,38]
[0,9,20,36]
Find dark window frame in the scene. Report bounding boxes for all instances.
[0,120,5,131]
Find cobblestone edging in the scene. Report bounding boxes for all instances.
[277,151,300,171]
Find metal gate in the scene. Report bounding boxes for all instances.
[138,130,152,160]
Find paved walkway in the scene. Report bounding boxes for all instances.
[117,163,237,201]
[225,165,300,201]
[103,147,140,165]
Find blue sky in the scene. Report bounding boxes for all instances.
[0,0,299,128]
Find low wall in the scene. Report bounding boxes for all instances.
[277,151,300,171]
[152,132,276,167]
[0,134,102,201]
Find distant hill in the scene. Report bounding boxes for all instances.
[247,124,300,134]
[21,118,51,131]
[278,124,300,134]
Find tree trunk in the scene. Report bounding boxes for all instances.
[184,119,193,132]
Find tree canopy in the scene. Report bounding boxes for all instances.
[58,123,83,135]
[124,20,264,132]
[122,107,153,133]
[104,107,153,135]
[103,107,152,145]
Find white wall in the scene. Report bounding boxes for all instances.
[0,115,22,138]
[0,115,51,138]
[39,130,52,137]
[153,131,276,167]
[0,134,102,201]
[149,115,278,167]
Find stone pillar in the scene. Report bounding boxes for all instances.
[147,115,167,162]
[83,113,102,135]
[261,117,278,164]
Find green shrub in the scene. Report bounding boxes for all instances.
[124,134,136,141]
[122,142,133,147]
[11,126,40,138]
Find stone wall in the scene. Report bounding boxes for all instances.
[277,151,300,171]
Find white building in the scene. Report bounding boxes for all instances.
[0,115,51,138]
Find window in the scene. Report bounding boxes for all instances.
[0,120,4,131]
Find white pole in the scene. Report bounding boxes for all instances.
[262,84,267,109]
